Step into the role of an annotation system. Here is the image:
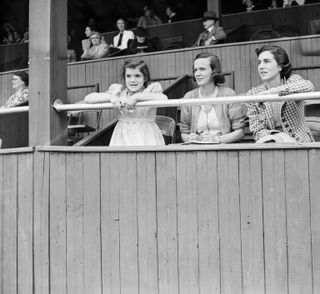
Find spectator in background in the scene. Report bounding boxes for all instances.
[127,27,155,54]
[1,71,29,108]
[21,27,29,42]
[81,31,109,60]
[283,0,305,6]
[81,25,96,53]
[110,18,134,52]
[165,6,180,23]
[242,0,257,11]
[137,6,162,28]
[268,0,279,9]
[2,23,21,44]
[194,11,226,47]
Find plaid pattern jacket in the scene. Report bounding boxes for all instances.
[246,74,315,142]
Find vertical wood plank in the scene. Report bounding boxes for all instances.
[34,151,50,294]
[101,153,121,294]
[285,150,312,294]
[66,153,85,294]
[137,153,158,294]
[262,150,288,294]
[197,151,220,294]
[218,151,243,294]
[309,149,320,293]
[156,152,179,294]
[0,155,2,294]
[83,153,102,294]
[118,153,139,294]
[239,151,265,294]
[176,152,199,294]
[2,154,18,294]
[17,153,33,294]
[50,153,67,294]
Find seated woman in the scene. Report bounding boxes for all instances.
[127,27,155,54]
[84,60,167,146]
[81,25,95,52]
[246,45,314,143]
[180,52,246,143]
[1,71,29,108]
[110,18,134,51]
[137,6,162,28]
[81,31,109,60]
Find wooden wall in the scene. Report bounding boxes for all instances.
[1,144,320,293]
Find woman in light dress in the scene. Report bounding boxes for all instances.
[81,31,109,60]
[180,52,246,143]
[84,60,167,146]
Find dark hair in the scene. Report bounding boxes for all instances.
[255,45,292,79]
[13,71,29,87]
[193,52,225,85]
[122,60,150,88]
[85,24,97,32]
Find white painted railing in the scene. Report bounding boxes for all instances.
[52,92,320,112]
[0,105,29,114]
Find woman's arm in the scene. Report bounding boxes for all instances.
[84,92,117,103]
[218,129,244,143]
[258,74,314,95]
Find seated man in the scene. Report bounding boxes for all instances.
[194,11,226,47]
[127,27,155,54]
[109,18,134,53]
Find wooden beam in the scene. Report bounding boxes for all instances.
[29,0,68,146]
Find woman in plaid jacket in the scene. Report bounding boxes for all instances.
[246,45,315,143]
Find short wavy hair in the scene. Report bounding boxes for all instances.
[13,71,29,87]
[121,60,150,88]
[255,45,292,79]
[193,52,225,85]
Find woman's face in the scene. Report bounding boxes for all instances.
[125,68,145,93]
[90,34,100,46]
[12,75,25,90]
[258,51,282,83]
[117,19,125,31]
[193,58,214,87]
[85,27,92,37]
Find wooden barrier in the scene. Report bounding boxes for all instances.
[1,144,320,293]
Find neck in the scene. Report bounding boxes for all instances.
[200,83,216,96]
[265,75,282,89]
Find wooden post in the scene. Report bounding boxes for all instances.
[29,0,68,146]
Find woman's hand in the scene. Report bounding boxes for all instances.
[124,94,138,111]
[111,97,126,110]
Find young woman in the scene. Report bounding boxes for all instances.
[81,31,108,60]
[81,25,95,52]
[246,45,314,143]
[84,60,167,146]
[180,52,246,143]
[1,71,29,108]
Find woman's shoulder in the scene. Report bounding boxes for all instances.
[183,88,198,98]
[217,86,236,96]
[144,82,163,93]
[247,83,267,95]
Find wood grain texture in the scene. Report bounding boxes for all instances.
[239,151,265,294]
[262,150,288,294]
[156,152,179,294]
[1,147,320,294]
[285,150,313,294]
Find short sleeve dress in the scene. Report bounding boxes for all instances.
[109,82,165,146]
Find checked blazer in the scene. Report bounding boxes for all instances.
[246,74,315,142]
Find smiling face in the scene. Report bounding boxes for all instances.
[12,74,25,91]
[125,68,145,93]
[193,57,214,87]
[117,19,125,32]
[90,33,101,46]
[257,51,282,84]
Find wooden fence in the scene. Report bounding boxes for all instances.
[1,144,320,294]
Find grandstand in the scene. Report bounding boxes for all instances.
[1,1,320,294]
